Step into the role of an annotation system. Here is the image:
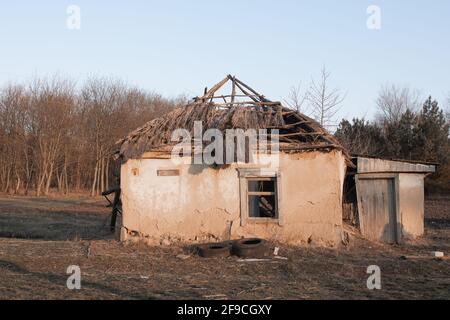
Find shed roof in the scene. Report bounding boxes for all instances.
[355,156,436,174]
[118,75,348,161]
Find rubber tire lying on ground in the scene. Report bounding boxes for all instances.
[232,238,268,258]
[197,242,231,258]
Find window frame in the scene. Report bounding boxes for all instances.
[247,177,278,220]
[237,168,283,226]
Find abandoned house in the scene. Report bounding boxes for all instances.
[116,75,350,246]
[343,156,436,244]
[116,75,435,246]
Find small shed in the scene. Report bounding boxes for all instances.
[347,156,436,243]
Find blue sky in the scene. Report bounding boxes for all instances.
[0,1,449,121]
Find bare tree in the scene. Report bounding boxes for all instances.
[0,74,192,196]
[0,84,30,194]
[80,77,184,196]
[307,66,346,128]
[284,83,308,114]
[27,75,76,196]
[375,84,421,123]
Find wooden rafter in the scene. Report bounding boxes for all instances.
[198,75,271,105]
[118,74,351,165]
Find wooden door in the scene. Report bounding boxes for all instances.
[356,178,398,243]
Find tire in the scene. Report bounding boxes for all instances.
[232,238,268,258]
[197,243,231,258]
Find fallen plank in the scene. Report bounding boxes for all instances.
[203,294,227,299]
[237,258,272,262]
[237,258,285,263]
[400,255,449,261]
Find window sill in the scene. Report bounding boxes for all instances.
[246,218,280,224]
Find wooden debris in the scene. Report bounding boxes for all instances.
[400,255,449,261]
[176,254,191,260]
[237,258,272,262]
[273,256,288,260]
[203,294,227,299]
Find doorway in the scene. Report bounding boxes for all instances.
[356,177,398,243]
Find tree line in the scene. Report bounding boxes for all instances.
[1,74,449,196]
[334,85,450,193]
[0,76,185,196]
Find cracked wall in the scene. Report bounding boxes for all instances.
[120,150,346,246]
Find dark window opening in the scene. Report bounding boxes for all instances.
[247,178,277,219]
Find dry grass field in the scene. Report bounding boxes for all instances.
[0,195,449,300]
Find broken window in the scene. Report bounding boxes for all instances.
[247,178,277,219]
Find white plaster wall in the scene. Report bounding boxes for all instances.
[120,150,346,246]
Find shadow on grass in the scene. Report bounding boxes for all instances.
[0,259,157,299]
[0,202,113,241]
[425,218,450,229]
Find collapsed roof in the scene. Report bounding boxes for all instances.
[118,75,349,161]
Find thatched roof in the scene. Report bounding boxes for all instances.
[118,75,348,161]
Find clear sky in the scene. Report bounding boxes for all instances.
[0,1,449,121]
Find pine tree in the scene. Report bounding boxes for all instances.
[414,97,449,162]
